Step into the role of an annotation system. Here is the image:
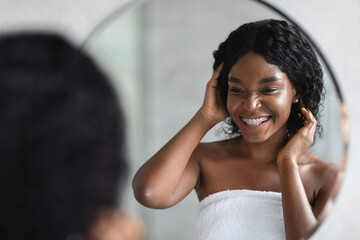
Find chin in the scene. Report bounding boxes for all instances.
[241,134,270,144]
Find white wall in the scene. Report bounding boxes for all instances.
[0,0,134,44]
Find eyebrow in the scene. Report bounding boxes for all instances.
[228,76,282,84]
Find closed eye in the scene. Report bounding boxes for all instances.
[262,88,277,94]
[230,88,245,94]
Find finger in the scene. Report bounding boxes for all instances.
[301,107,316,124]
[300,107,317,135]
[211,62,224,81]
[304,108,316,122]
[215,62,224,73]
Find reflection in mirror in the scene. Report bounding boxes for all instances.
[84,0,347,239]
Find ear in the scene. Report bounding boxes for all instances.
[292,86,302,104]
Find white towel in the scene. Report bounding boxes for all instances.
[196,189,285,240]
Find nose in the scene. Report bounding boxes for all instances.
[241,94,261,111]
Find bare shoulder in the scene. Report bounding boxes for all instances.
[304,152,342,194]
[193,138,235,159]
[308,153,340,176]
[305,152,344,217]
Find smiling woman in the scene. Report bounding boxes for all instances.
[226,52,298,143]
[83,0,347,239]
[132,18,342,240]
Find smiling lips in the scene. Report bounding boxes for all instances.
[241,116,270,126]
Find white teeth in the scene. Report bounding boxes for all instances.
[242,117,269,126]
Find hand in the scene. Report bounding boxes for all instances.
[277,107,317,166]
[198,63,228,126]
[89,208,145,240]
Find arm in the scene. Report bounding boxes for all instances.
[277,108,320,240]
[132,64,227,209]
[278,162,317,240]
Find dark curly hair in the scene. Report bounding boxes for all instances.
[0,33,128,240]
[213,19,324,138]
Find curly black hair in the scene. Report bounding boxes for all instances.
[213,19,324,138]
[0,33,128,240]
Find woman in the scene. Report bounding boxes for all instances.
[132,19,340,240]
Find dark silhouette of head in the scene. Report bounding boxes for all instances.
[213,19,324,138]
[0,33,128,240]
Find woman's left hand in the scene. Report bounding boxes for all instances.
[277,107,317,166]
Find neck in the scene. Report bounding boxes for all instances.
[238,127,288,164]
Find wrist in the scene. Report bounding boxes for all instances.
[196,108,221,128]
[277,157,298,172]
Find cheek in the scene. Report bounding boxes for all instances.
[271,94,294,116]
[226,96,237,114]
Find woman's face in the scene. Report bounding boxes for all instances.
[226,51,297,143]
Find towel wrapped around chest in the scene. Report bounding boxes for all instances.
[196,189,285,240]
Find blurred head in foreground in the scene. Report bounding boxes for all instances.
[0,33,143,240]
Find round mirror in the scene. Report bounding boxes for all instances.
[83,0,348,239]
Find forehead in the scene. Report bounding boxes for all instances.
[228,51,283,80]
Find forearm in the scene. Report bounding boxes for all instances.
[132,110,215,207]
[278,160,317,240]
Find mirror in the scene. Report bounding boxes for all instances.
[83,0,348,239]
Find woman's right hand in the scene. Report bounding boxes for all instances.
[198,63,228,126]
[133,65,227,209]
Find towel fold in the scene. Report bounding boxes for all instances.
[196,189,285,240]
